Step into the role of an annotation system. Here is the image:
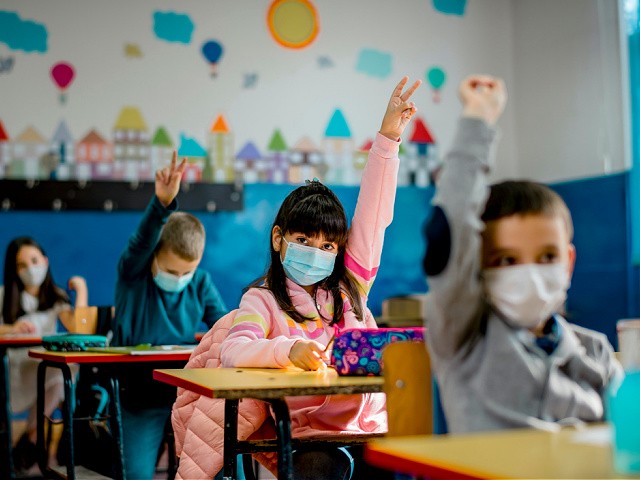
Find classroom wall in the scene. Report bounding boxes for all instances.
[0,0,519,177]
[511,0,629,183]
[0,0,516,317]
[1,0,637,342]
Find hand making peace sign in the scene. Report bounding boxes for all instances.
[379,76,422,141]
[155,151,187,207]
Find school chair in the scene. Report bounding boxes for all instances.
[68,305,115,336]
[379,341,437,480]
[382,341,433,436]
[377,295,426,328]
[54,306,114,474]
[69,306,98,334]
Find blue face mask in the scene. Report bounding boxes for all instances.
[153,261,195,293]
[281,237,337,286]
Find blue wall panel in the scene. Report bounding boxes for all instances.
[551,172,632,347]
[0,185,432,318]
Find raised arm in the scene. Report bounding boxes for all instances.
[58,276,88,331]
[346,77,421,295]
[424,75,507,359]
[118,153,186,281]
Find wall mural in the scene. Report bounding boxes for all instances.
[0,3,447,211]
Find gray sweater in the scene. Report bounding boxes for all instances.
[424,117,623,433]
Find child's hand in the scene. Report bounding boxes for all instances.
[68,276,87,293]
[459,75,507,126]
[289,339,329,371]
[13,319,36,334]
[379,76,422,141]
[155,151,187,207]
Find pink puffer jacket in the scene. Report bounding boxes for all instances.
[172,310,278,479]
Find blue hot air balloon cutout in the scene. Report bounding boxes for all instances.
[201,40,224,77]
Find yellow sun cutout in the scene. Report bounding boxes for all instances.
[267,0,319,49]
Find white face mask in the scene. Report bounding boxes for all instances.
[482,263,570,330]
[18,264,48,288]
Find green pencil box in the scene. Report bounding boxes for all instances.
[42,334,108,352]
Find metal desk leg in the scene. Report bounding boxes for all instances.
[37,360,75,480]
[223,399,239,480]
[0,346,15,480]
[108,374,126,480]
[269,399,293,480]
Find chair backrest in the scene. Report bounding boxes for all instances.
[71,306,98,334]
[69,306,114,337]
[382,340,433,436]
[378,295,425,327]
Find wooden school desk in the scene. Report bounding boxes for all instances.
[28,348,193,480]
[364,423,625,479]
[154,367,385,480]
[0,334,42,480]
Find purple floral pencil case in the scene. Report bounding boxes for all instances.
[330,327,425,376]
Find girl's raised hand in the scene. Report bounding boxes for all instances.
[155,150,187,207]
[68,276,87,293]
[379,76,422,141]
[289,339,329,371]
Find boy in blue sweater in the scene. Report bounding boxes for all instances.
[114,153,227,479]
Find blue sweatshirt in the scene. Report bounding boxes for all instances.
[113,196,227,346]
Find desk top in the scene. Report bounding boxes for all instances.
[153,367,384,400]
[28,347,192,364]
[365,424,621,479]
[0,334,41,347]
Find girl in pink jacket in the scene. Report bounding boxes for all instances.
[172,76,421,479]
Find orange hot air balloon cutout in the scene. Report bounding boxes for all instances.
[50,62,76,104]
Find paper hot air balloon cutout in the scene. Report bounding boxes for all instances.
[201,40,224,77]
[50,62,75,104]
[426,66,446,103]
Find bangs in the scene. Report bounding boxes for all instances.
[482,180,574,241]
[284,193,348,245]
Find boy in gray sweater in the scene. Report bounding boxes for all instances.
[424,74,622,433]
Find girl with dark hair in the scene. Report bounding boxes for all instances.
[172,76,421,480]
[0,236,88,472]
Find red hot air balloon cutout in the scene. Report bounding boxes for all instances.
[50,62,75,104]
[201,40,223,77]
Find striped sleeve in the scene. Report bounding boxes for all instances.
[345,132,399,296]
[220,289,299,368]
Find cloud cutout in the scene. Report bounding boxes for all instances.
[0,11,48,53]
[432,0,467,16]
[355,48,392,79]
[153,11,194,44]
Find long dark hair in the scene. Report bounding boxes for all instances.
[248,180,364,325]
[2,237,69,324]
